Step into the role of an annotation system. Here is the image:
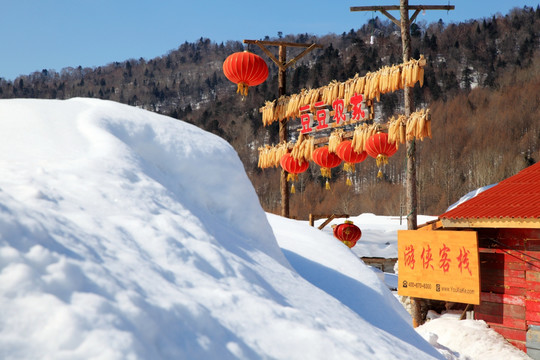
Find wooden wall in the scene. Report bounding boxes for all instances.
[475,228,540,353]
[361,257,397,274]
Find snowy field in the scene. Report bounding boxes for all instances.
[0,98,530,359]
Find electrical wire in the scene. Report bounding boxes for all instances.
[486,238,540,270]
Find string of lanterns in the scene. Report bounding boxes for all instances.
[222,51,431,191]
[257,109,431,190]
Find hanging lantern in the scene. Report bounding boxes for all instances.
[336,140,368,186]
[280,153,309,194]
[333,220,362,248]
[312,146,342,190]
[223,51,269,97]
[365,132,398,178]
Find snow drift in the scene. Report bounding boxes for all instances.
[0,98,441,359]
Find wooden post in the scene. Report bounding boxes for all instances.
[350,1,454,328]
[244,39,322,218]
[400,0,420,327]
[278,45,289,218]
[399,1,418,228]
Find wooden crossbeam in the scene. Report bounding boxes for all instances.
[244,40,323,48]
[243,40,323,72]
[380,9,401,26]
[350,5,455,11]
[285,43,321,70]
[351,5,455,27]
[248,41,284,71]
[309,213,349,228]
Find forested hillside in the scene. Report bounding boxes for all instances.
[1,6,539,218]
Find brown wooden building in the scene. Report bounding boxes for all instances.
[435,161,540,353]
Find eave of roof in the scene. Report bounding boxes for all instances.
[439,162,540,228]
[441,217,540,229]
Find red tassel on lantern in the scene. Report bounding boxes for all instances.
[365,133,398,178]
[280,153,309,194]
[312,146,342,190]
[336,140,368,186]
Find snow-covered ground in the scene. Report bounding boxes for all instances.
[0,98,530,359]
[314,212,438,259]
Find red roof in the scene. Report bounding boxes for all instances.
[440,162,540,221]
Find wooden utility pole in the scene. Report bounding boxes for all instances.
[244,40,322,218]
[351,1,454,328]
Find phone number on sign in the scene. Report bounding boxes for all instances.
[403,281,431,289]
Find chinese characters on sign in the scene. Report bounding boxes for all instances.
[403,242,473,276]
[299,93,369,134]
[397,230,480,305]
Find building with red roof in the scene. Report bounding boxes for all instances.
[437,162,540,354]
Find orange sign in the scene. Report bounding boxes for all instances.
[397,230,480,304]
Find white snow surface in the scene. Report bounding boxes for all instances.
[417,312,531,360]
[445,184,498,212]
[0,98,529,359]
[314,213,438,259]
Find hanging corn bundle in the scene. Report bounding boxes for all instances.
[321,80,340,106]
[387,114,407,149]
[401,56,425,88]
[328,129,345,154]
[274,96,288,122]
[258,55,425,126]
[261,100,276,126]
[387,108,431,148]
[351,123,378,154]
[290,133,314,164]
[257,142,289,169]
[342,77,356,108]
[406,108,431,141]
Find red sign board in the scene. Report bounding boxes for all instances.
[299,93,368,134]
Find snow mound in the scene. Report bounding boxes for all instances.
[417,314,530,360]
[0,98,441,359]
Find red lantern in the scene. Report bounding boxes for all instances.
[312,146,342,189]
[365,132,398,178]
[223,51,269,96]
[333,220,362,248]
[280,153,309,193]
[336,140,368,186]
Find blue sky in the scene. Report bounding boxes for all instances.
[0,0,538,80]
